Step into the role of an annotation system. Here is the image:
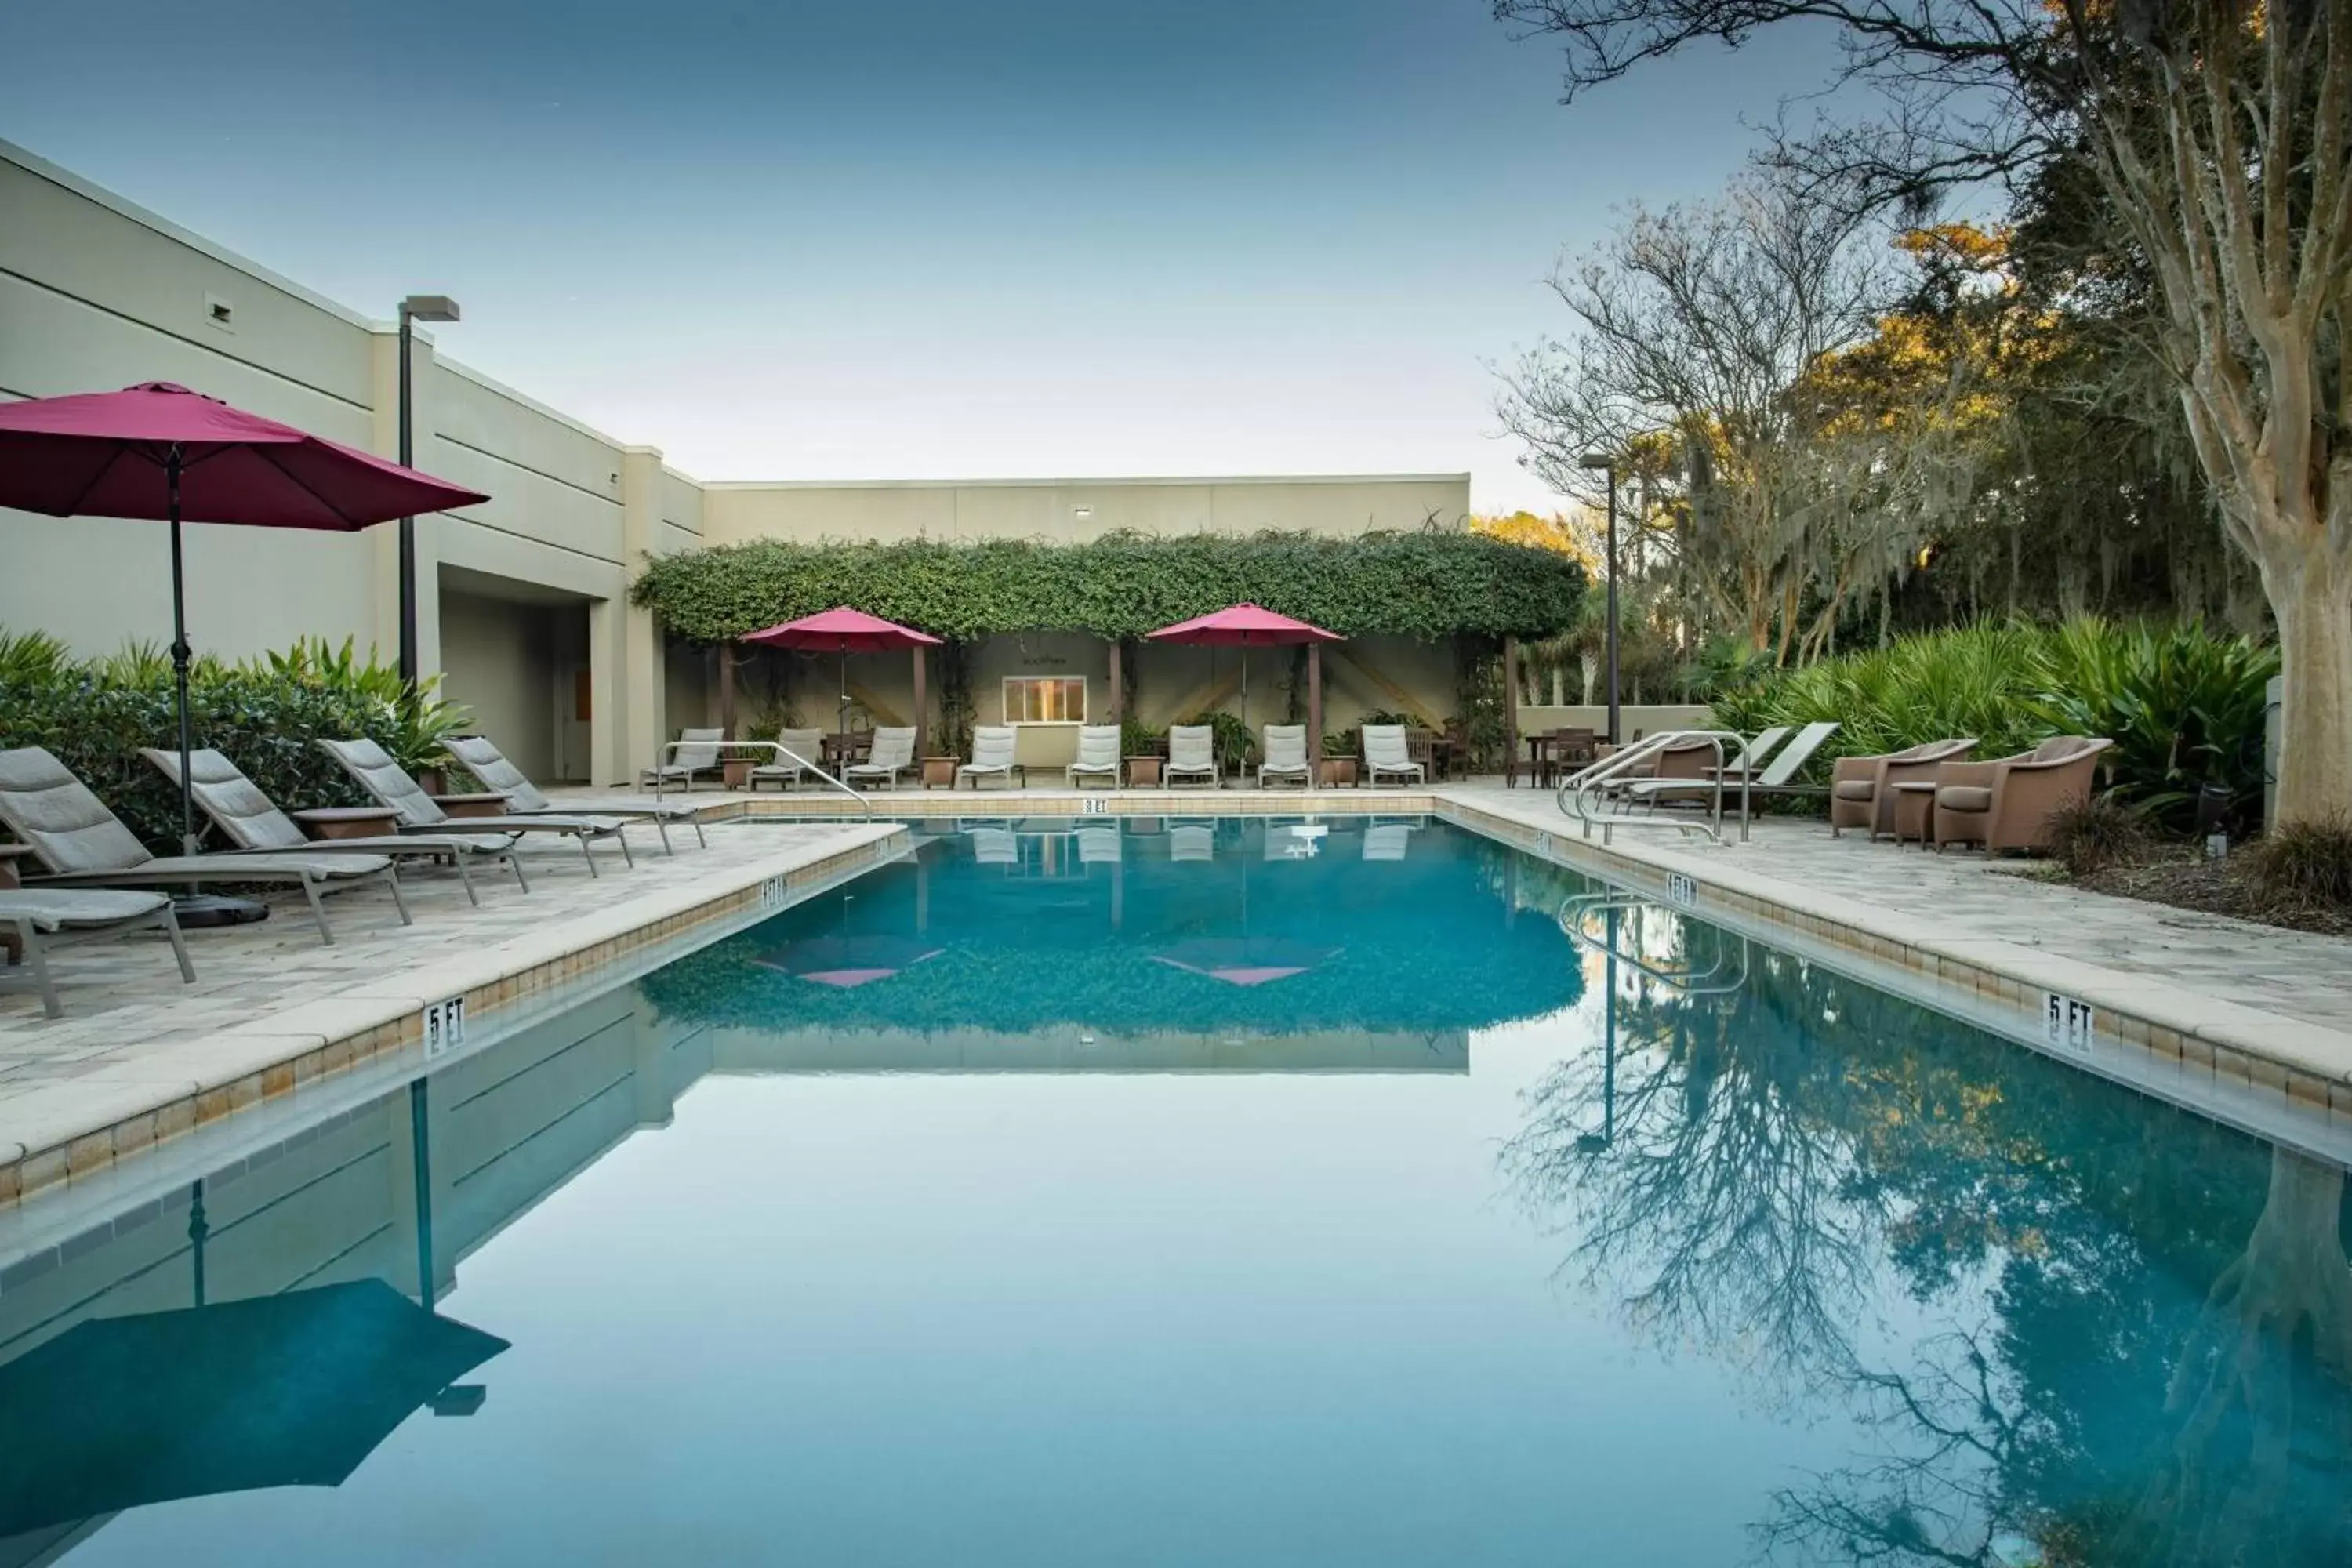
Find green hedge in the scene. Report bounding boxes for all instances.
[630,528,1586,643]
[0,637,470,853]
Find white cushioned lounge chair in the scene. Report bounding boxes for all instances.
[958,727,1021,790]
[143,746,531,903]
[847,727,920,790]
[445,734,706,851]
[1258,725,1312,789]
[1165,726,1220,789]
[320,738,634,877]
[0,746,405,946]
[1360,725,1424,788]
[0,888,195,1018]
[1066,726,1121,790]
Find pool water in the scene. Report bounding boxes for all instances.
[3,818,2348,1565]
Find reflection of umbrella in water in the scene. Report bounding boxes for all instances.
[1152,937,1338,987]
[756,935,944,988]
[0,1279,508,1537]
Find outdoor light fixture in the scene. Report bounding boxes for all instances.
[396,294,463,689]
[1073,506,1094,519]
[1578,452,1621,746]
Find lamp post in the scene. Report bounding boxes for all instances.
[1579,452,1621,745]
[396,294,462,688]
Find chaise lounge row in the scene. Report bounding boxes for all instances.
[0,733,710,1017]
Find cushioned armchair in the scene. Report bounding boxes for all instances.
[1930,736,2113,852]
[1830,738,1978,840]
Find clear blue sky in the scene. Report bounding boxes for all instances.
[2,1,1845,512]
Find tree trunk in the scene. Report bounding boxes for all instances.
[2263,545,2352,826]
[2129,1148,2352,1563]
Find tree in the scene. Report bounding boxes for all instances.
[1501,169,1908,661]
[1494,0,2352,822]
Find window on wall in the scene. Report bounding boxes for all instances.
[1004,676,1086,723]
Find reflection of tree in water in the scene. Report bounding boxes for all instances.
[1503,939,1887,1396]
[1501,902,2352,1564]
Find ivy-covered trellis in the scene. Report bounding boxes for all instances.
[630,529,1585,643]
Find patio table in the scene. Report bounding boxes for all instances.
[293,806,403,841]
[1890,781,1938,845]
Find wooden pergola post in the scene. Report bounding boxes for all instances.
[1502,636,1520,787]
[1307,642,1323,787]
[717,642,738,739]
[1107,637,1124,728]
[911,644,927,759]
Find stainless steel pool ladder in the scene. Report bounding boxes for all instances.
[1552,729,1753,845]
[1557,891,1750,996]
[651,740,874,819]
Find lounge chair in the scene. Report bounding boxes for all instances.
[1258,725,1312,789]
[445,735,707,851]
[1931,736,2113,852]
[1828,738,1978,840]
[1,888,195,1018]
[1704,724,1793,782]
[1169,823,1215,861]
[641,727,725,792]
[1622,721,1842,810]
[748,729,826,794]
[1066,726,1121,790]
[319,739,634,877]
[0,746,406,945]
[847,727,920,790]
[1361,725,1425,788]
[1166,726,1221,789]
[958,727,1022,790]
[143,746,532,903]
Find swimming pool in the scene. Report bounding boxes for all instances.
[2,818,2346,1564]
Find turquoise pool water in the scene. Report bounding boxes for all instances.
[2,818,2347,1565]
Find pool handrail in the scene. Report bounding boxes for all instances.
[1554,729,1753,845]
[651,739,874,819]
[1557,891,1751,996]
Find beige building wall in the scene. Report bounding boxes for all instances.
[700,474,1469,546]
[1,136,1479,788]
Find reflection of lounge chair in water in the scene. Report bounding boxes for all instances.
[1077,827,1122,865]
[1169,824,1215,862]
[1363,822,1417,861]
[969,826,1019,866]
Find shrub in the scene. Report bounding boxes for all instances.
[630,528,1587,643]
[2248,818,2352,909]
[2032,620,2277,833]
[0,634,470,852]
[1711,619,2277,819]
[2045,796,2150,877]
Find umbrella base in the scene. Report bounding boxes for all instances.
[171,893,268,928]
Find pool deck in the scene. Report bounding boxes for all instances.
[0,818,903,1203]
[7,771,2352,1203]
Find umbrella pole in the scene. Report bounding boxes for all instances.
[167,447,198,856]
[839,645,851,771]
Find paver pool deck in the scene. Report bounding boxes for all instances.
[5,775,2352,1203]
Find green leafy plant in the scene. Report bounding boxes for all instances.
[1711,619,2277,821]
[2031,620,2277,833]
[0,630,470,851]
[0,630,71,686]
[1182,710,1258,771]
[630,528,1587,644]
[1120,718,1166,758]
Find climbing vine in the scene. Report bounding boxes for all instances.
[630,528,1586,644]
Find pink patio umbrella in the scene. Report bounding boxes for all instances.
[740,607,942,761]
[0,382,490,854]
[1145,602,1341,757]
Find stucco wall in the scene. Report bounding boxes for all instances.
[699,474,1470,546]
[440,590,558,782]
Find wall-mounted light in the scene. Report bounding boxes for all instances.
[1073,506,1094,519]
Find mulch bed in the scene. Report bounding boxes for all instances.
[2048,844,2352,938]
